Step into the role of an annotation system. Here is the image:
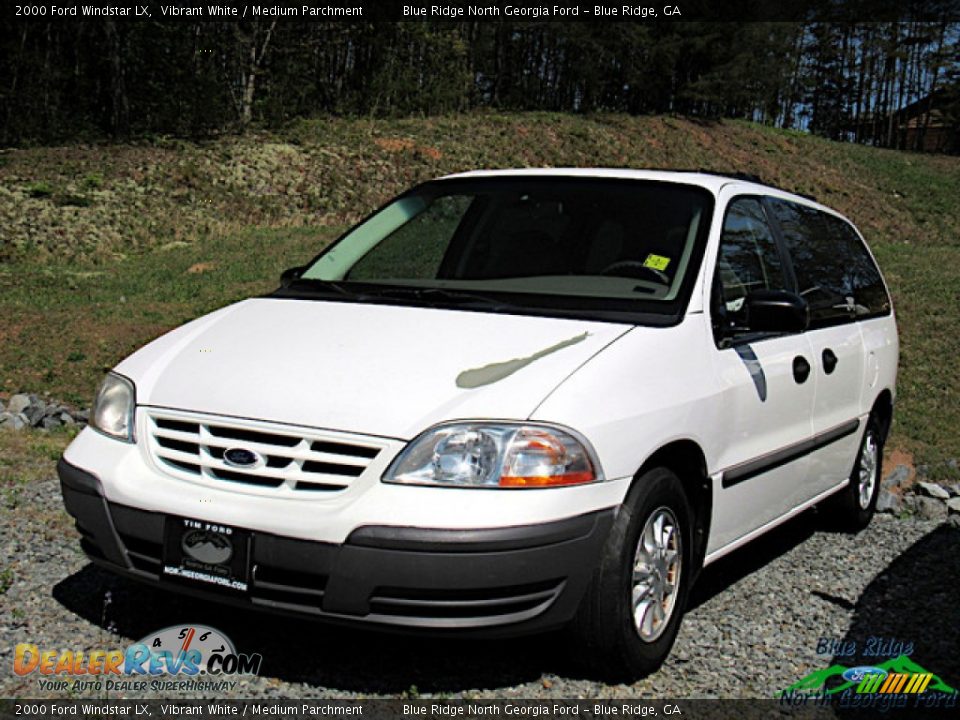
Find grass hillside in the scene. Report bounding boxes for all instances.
[1,113,959,478]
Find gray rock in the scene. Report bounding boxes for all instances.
[25,404,46,426]
[0,412,26,431]
[916,481,950,500]
[882,465,910,489]
[948,458,959,471]
[876,490,902,514]
[949,484,960,498]
[75,409,90,423]
[60,412,76,426]
[42,403,62,417]
[914,496,948,522]
[7,393,31,414]
[40,416,60,430]
[947,497,960,515]
[25,398,55,422]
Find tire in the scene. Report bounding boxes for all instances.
[568,466,693,682]
[822,414,884,532]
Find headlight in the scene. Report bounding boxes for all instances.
[384,423,602,489]
[91,373,136,442]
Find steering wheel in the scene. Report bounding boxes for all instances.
[599,260,671,285]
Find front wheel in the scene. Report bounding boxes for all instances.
[568,467,692,681]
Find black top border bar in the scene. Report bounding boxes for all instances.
[7,0,960,23]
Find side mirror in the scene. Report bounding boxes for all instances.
[746,289,809,333]
[280,265,305,288]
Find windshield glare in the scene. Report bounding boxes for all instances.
[300,177,714,320]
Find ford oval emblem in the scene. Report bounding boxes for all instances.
[842,666,887,683]
[223,447,264,469]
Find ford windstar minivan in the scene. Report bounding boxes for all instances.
[58,169,898,679]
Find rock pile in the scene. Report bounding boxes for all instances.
[0,393,88,431]
[878,465,960,521]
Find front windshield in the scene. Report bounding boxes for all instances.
[297,177,714,323]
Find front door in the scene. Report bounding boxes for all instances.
[707,195,816,553]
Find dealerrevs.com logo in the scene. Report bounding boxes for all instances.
[14,624,262,693]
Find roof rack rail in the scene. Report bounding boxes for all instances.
[693,168,819,202]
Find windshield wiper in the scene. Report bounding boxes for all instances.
[286,278,363,299]
[281,281,515,311]
[366,286,515,309]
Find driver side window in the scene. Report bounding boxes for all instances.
[713,197,787,337]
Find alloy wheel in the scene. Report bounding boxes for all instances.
[631,506,682,642]
[858,430,879,510]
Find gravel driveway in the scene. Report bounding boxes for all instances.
[2,469,958,699]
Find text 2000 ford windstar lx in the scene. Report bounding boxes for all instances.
[59,169,897,679]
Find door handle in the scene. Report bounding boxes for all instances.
[793,355,811,384]
[822,348,838,375]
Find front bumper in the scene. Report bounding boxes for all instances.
[59,457,615,635]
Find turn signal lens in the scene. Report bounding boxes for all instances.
[499,472,596,487]
[499,428,596,487]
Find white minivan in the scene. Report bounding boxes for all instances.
[59,169,897,679]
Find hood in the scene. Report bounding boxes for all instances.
[116,298,631,439]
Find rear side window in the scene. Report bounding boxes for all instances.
[820,214,891,319]
[768,199,890,327]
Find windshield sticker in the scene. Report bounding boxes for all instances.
[456,332,589,389]
[643,254,671,271]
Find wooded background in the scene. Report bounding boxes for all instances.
[1,20,958,151]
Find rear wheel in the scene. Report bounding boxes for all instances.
[823,415,883,532]
[568,467,692,681]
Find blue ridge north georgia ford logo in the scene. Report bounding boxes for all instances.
[180,529,233,565]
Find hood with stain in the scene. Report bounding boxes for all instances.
[117,298,632,439]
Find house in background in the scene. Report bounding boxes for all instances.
[895,90,960,153]
[843,88,960,154]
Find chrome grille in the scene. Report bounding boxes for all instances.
[145,410,391,494]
